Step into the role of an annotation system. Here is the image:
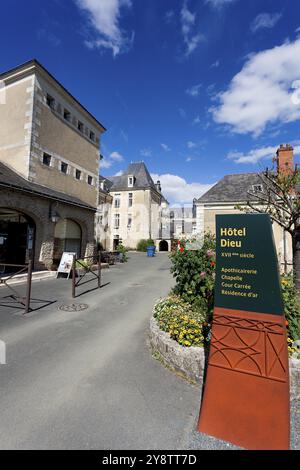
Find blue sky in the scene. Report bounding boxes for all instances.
[1,0,300,204]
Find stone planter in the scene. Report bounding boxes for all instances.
[149,316,300,400]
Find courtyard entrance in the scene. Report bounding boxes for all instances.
[0,208,35,272]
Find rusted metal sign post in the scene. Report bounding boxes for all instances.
[198,214,290,450]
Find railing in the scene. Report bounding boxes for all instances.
[71,252,101,298]
[0,261,33,313]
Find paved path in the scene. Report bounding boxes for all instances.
[0,253,298,450]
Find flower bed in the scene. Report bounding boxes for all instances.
[149,315,300,400]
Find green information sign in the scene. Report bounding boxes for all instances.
[215,213,284,315]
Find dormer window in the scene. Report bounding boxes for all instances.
[128,175,134,187]
[252,184,263,193]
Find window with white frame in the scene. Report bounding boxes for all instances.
[128,192,133,207]
[42,153,52,167]
[128,176,134,187]
[114,214,120,229]
[61,162,68,174]
[114,194,121,208]
[46,94,55,109]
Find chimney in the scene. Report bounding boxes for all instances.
[276,144,294,175]
[156,180,161,192]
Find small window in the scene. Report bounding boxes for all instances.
[252,184,263,193]
[128,176,134,187]
[128,192,133,207]
[114,214,120,229]
[114,195,121,208]
[64,109,71,121]
[61,162,68,174]
[90,131,95,141]
[78,121,84,133]
[43,153,51,166]
[128,214,132,228]
[75,169,81,180]
[46,94,55,109]
[88,175,93,185]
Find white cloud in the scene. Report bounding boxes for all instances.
[251,12,282,33]
[193,115,201,125]
[211,59,220,68]
[180,1,205,56]
[114,170,124,176]
[187,141,196,149]
[205,0,238,8]
[140,148,152,157]
[110,151,124,162]
[75,0,133,57]
[186,83,202,97]
[165,10,175,24]
[101,150,124,168]
[228,143,300,164]
[211,38,300,136]
[161,143,171,152]
[151,173,213,204]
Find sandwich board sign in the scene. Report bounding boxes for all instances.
[198,214,290,450]
[57,252,76,278]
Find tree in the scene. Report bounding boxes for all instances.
[238,167,300,289]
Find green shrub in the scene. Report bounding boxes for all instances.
[75,259,90,269]
[170,232,216,315]
[137,239,155,251]
[281,273,300,341]
[116,244,128,262]
[153,295,206,347]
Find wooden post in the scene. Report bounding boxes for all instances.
[72,255,76,298]
[24,260,33,314]
[98,251,101,288]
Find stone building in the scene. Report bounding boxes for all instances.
[0,59,105,270]
[97,162,171,251]
[196,144,295,270]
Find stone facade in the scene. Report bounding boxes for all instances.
[1,187,96,270]
[0,60,106,270]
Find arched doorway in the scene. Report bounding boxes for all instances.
[0,209,35,270]
[159,240,169,252]
[53,219,82,265]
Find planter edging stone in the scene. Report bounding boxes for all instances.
[149,316,300,401]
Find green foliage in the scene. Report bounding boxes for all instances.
[137,239,155,251]
[281,273,300,341]
[153,295,206,347]
[116,244,128,262]
[170,233,216,315]
[75,259,90,269]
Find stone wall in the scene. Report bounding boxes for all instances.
[0,187,96,270]
[149,316,300,400]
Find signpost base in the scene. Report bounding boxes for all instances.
[198,307,290,450]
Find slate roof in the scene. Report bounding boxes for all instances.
[105,162,158,192]
[0,161,96,211]
[198,173,265,203]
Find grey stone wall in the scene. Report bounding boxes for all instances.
[0,187,96,270]
[149,316,300,400]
